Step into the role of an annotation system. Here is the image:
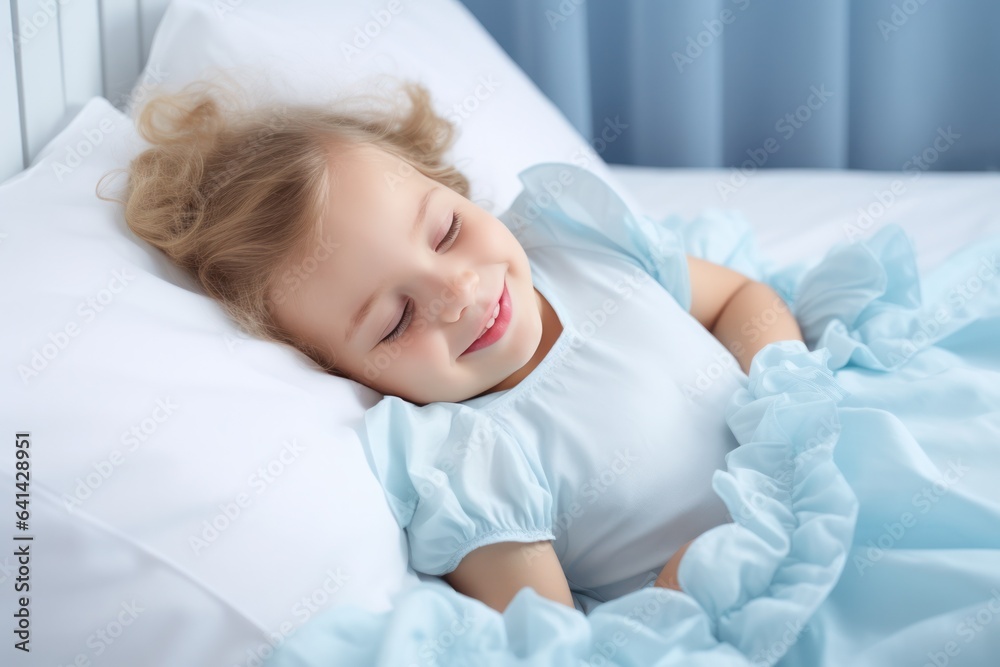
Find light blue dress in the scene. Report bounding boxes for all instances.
[267,163,1000,667]
[362,162,751,610]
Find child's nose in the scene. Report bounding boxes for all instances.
[438,269,479,324]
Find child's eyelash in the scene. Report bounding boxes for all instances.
[436,211,463,252]
[381,301,413,345]
[380,212,463,345]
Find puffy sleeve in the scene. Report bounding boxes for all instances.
[500,163,693,311]
[356,396,555,576]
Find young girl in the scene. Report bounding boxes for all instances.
[109,76,805,615]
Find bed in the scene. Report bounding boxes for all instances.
[3,1,1000,666]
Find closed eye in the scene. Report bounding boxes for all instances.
[380,212,464,345]
[436,211,463,252]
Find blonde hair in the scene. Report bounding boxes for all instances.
[98,75,469,379]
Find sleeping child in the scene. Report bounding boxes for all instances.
[102,74,1000,666]
[106,76,806,615]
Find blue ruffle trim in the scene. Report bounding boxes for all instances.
[775,224,1000,372]
[676,341,857,665]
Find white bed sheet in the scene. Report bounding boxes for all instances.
[607,165,1000,274]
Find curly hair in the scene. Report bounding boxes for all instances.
[98,74,469,379]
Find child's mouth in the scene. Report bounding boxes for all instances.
[460,280,511,356]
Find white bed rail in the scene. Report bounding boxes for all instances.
[2,0,168,183]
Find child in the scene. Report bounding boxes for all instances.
[106,77,805,615]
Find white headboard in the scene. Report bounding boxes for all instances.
[2,0,169,183]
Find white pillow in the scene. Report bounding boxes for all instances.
[0,96,412,665]
[135,0,642,216]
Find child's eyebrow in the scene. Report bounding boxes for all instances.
[344,186,439,346]
[409,187,438,243]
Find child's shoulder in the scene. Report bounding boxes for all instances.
[500,162,691,306]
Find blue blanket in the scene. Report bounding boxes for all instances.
[265,217,1000,667]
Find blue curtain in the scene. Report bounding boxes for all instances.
[459,0,1000,171]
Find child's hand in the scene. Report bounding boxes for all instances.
[653,538,696,592]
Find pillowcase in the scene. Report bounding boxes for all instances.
[136,0,643,216]
[0,96,413,665]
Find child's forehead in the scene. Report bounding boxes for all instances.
[326,145,426,213]
[322,145,425,229]
[330,143,404,177]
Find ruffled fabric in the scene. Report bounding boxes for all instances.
[500,163,693,312]
[358,396,555,575]
[267,577,748,667]
[774,223,1000,372]
[270,341,858,667]
[677,341,858,664]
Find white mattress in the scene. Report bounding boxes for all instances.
[607,165,1000,274]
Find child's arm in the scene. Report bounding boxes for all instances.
[687,255,804,374]
[653,539,695,591]
[658,256,803,590]
[443,541,575,613]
